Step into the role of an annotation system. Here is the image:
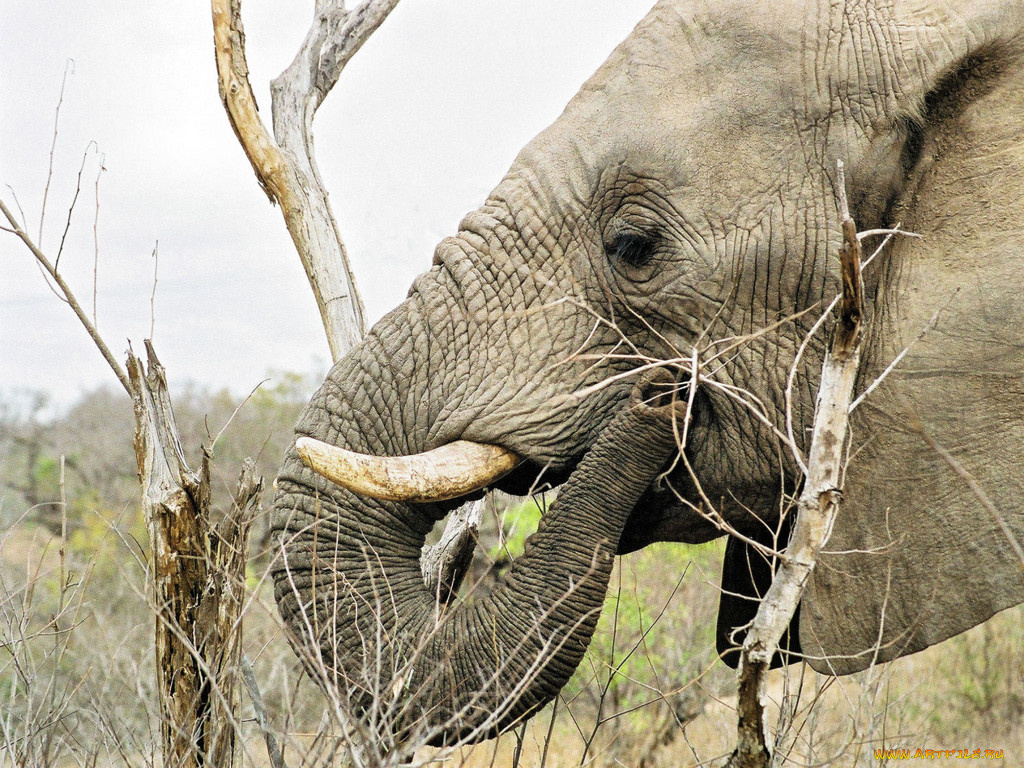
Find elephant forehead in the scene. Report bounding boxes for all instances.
[517,0,977,182]
[501,5,823,220]
[503,89,799,236]
[582,0,805,92]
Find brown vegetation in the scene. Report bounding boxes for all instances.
[2,390,1021,766]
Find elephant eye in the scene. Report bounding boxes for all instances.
[606,232,658,270]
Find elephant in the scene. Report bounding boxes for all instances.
[270,0,1024,746]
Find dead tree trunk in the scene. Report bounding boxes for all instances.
[130,342,263,768]
[2,65,274,768]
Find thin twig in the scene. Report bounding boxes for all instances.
[856,227,922,242]
[0,197,130,393]
[92,153,105,326]
[5,185,28,231]
[149,241,159,341]
[58,455,67,616]
[40,59,75,247]
[918,429,1024,568]
[850,301,948,411]
[241,654,286,768]
[211,378,269,449]
[55,142,98,270]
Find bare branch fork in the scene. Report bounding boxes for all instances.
[212,0,483,758]
[211,0,400,358]
[212,0,479,601]
[9,7,422,763]
[0,198,131,394]
[726,160,866,768]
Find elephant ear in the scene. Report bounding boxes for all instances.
[800,14,1024,674]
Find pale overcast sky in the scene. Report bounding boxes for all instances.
[1,1,654,413]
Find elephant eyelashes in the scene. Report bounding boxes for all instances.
[606,232,659,270]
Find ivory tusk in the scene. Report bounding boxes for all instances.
[295,436,522,503]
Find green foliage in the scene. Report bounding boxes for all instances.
[30,455,61,500]
[0,372,317,548]
[566,540,725,709]
[67,497,147,574]
[488,496,545,562]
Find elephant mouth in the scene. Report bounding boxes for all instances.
[294,381,713,553]
[295,382,704,507]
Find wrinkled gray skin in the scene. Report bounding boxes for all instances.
[272,0,1024,744]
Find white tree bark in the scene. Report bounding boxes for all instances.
[212,0,483,610]
[212,0,401,358]
[727,162,865,768]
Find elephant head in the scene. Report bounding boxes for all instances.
[272,0,1024,745]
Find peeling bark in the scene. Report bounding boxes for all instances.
[726,162,865,768]
[130,341,263,768]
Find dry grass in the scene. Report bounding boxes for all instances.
[3,512,1021,768]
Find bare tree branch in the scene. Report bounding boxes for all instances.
[211,2,486,759]
[210,0,402,359]
[212,0,482,616]
[0,197,131,394]
[280,0,402,117]
[727,160,866,768]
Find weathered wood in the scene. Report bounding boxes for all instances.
[422,499,483,606]
[726,162,865,768]
[211,0,404,360]
[211,0,481,614]
[130,342,262,768]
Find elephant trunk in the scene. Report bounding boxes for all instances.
[271,285,681,744]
